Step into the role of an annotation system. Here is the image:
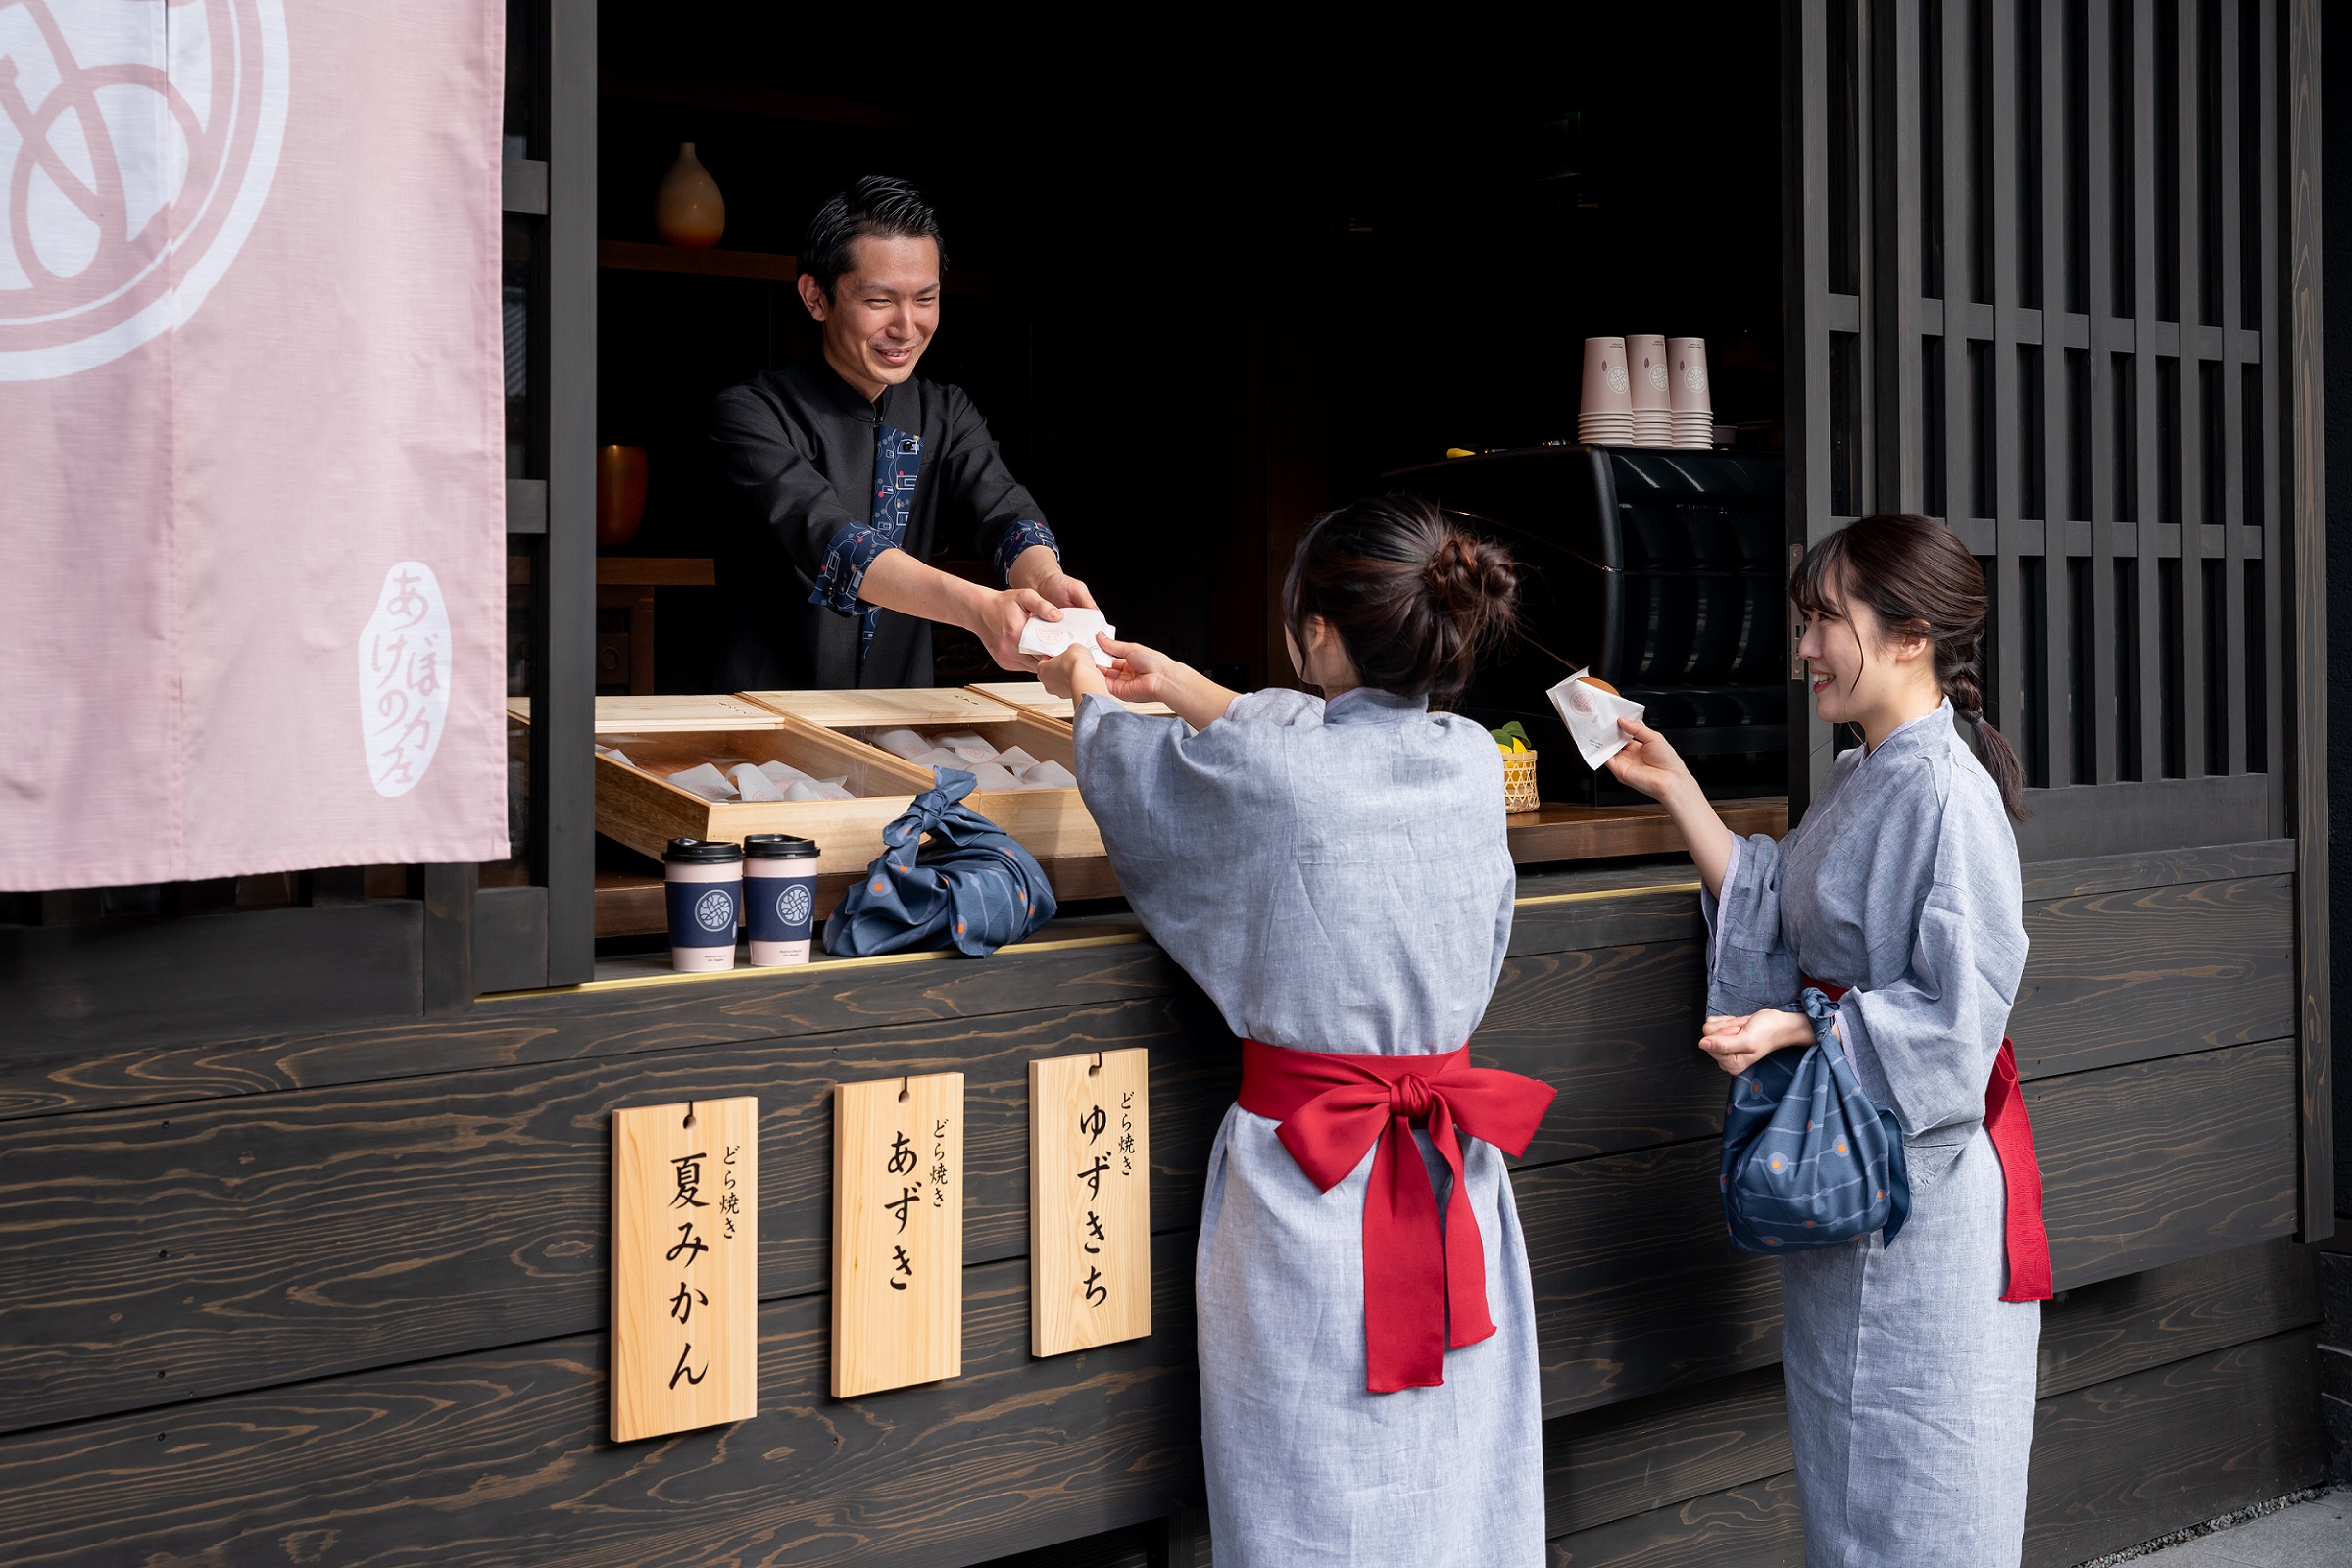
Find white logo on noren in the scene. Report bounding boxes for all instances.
[0,0,289,381]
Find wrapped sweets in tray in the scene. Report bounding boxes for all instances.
[509,694,937,878]
[740,687,1107,863]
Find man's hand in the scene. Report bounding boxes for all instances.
[1698,1007,1817,1075]
[1007,544,1096,611]
[968,585,1060,672]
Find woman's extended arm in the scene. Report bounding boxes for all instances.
[1604,715,1736,899]
[1038,636,1238,732]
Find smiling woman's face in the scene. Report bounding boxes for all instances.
[1795,571,1896,728]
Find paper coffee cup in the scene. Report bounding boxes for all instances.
[1580,337,1632,417]
[743,832,820,966]
[1668,337,1713,414]
[663,838,742,972]
[1627,334,1671,412]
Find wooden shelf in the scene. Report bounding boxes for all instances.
[598,239,1003,297]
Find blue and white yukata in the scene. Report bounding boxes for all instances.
[1072,686,1545,1568]
[1705,702,2037,1568]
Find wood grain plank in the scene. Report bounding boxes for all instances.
[2034,1040,2301,1288]
[1548,1470,1805,1568]
[0,1251,1205,1568]
[2022,1328,2327,1567]
[2012,874,2295,1076]
[1518,1141,1784,1418]
[2037,1236,2320,1396]
[2014,837,2291,898]
[1543,1366,1790,1540]
[0,998,1232,1436]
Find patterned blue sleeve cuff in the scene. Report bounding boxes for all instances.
[993,518,1058,583]
[806,522,895,614]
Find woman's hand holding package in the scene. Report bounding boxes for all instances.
[1037,643,1110,702]
[1698,1007,1817,1074]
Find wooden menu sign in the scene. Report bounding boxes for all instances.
[832,1072,964,1397]
[1029,1049,1151,1356]
[612,1098,758,1442]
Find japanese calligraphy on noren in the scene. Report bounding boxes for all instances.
[612,1098,758,1442]
[356,560,453,798]
[1029,1049,1151,1357]
[833,1073,963,1397]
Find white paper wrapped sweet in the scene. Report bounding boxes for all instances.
[996,745,1041,771]
[758,760,813,786]
[594,745,638,770]
[1018,608,1116,667]
[730,763,785,802]
[784,778,854,801]
[666,762,737,801]
[870,727,932,760]
[1021,759,1077,788]
[1545,669,1647,771]
[934,731,1001,762]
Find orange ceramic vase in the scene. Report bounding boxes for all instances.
[596,445,649,548]
[654,143,725,248]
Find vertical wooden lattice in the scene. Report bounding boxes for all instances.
[1789,0,2289,857]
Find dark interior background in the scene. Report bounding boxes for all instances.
[593,10,1785,691]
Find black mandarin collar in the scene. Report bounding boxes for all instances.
[808,354,913,429]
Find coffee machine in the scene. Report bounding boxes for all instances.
[1386,445,1788,805]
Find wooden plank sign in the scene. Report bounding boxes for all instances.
[833,1073,964,1397]
[612,1098,758,1442]
[1029,1049,1151,1357]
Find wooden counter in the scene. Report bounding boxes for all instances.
[0,841,2313,1567]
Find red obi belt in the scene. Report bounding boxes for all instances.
[1807,978,2053,1302]
[1238,1039,1555,1393]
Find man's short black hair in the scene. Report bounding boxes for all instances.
[800,176,946,299]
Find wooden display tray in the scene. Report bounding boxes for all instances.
[507,693,785,733]
[746,687,1105,864]
[962,680,1175,727]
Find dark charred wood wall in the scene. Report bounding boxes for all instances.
[0,849,2323,1567]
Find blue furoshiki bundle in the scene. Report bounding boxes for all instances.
[1719,987,1911,1252]
[823,768,1057,958]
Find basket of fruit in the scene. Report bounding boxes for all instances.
[1492,722,1541,814]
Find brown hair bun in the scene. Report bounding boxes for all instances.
[1284,495,1520,701]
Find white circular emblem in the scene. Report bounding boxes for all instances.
[1604,366,1628,394]
[1647,363,1669,390]
[694,888,733,933]
[1684,365,1708,393]
[778,884,812,927]
[0,0,290,381]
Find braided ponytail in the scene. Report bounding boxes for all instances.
[1789,514,2029,820]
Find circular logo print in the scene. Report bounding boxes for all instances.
[694,888,733,933]
[777,884,813,927]
[1647,364,1669,390]
[0,0,290,381]
[1684,365,1708,393]
[1604,367,1628,394]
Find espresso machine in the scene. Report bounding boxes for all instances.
[1386,445,1788,805]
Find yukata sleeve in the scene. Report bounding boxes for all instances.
[933,385,1055,584]
[708,385,879,614]
[1837,785,2029,1144]
[1702,833,1803,1017]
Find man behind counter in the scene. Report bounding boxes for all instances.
[708,175,1092,689]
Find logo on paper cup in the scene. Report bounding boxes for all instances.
[1647,363,1668,390]
[1685,365,1708,393]
[695,889,734,933]
[358,561,452,798]
[778,884,812,927]
[0,0,290,381]
[1604,366,1628,394]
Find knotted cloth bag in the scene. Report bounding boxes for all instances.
[823,768,1057,957]
[1719,988,1912,1252]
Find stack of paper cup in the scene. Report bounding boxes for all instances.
[1668,338,1713,448]
[1578,337,1633,446]
[1627,334,1672,447]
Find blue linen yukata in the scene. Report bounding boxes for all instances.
[1704,701,2037,1568]
[1072,686,1544,1568]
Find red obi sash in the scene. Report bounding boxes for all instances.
[1237,1039,1556,1392]
[1805,979,2053,1302]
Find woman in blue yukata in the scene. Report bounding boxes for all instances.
[1035,495,1554,1567]
[1607,513,2044,1568]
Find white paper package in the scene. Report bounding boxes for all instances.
[1017,608,1116,667]
[1545,669,1647,771]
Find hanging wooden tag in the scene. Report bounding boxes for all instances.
[832,1072,964,1397]
[1030,1048,1151,1357]
[612,1097,759,1442]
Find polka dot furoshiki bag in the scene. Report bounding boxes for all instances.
[1718,987,1912,1253]
[822,769,1056,959]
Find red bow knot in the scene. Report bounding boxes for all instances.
[1239,1040,1555,1393]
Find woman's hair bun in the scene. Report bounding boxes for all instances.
[1283,494,1520,701]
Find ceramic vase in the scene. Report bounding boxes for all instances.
[654,143,724,248]
[597,445,649,548]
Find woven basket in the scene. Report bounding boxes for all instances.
[1501,751,1542,813]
